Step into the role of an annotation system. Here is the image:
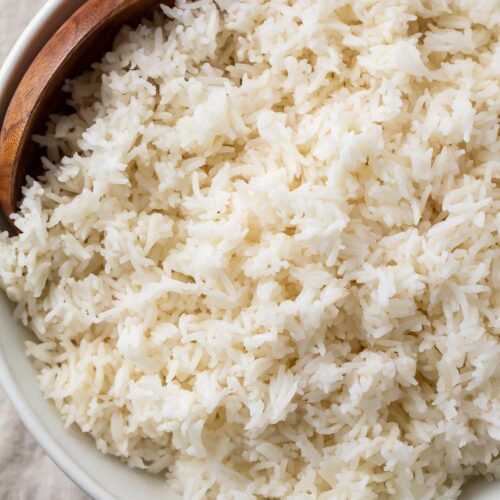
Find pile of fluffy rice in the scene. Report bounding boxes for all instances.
[1,0,499,497]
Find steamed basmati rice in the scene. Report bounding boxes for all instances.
[1,0,500,497]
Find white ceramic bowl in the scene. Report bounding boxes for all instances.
[0,2,498,499]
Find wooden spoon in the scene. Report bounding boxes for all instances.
[0,0,170,231]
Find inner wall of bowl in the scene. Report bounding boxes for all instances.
[0,217,176,500]
[0,1,498,499]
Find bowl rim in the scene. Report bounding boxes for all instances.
[0,1,110,498]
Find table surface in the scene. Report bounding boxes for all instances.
[0,2,89,499]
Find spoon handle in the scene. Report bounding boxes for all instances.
[0,0,163,228]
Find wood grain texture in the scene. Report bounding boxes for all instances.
[0,0,171,230]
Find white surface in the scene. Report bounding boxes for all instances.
[0,2,498,500]
[0,390,88,499]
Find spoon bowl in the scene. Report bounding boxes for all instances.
[0,0,165,230]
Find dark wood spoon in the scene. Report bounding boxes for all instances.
[0,0,170,231]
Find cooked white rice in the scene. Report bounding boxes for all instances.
[1,0,500,497]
